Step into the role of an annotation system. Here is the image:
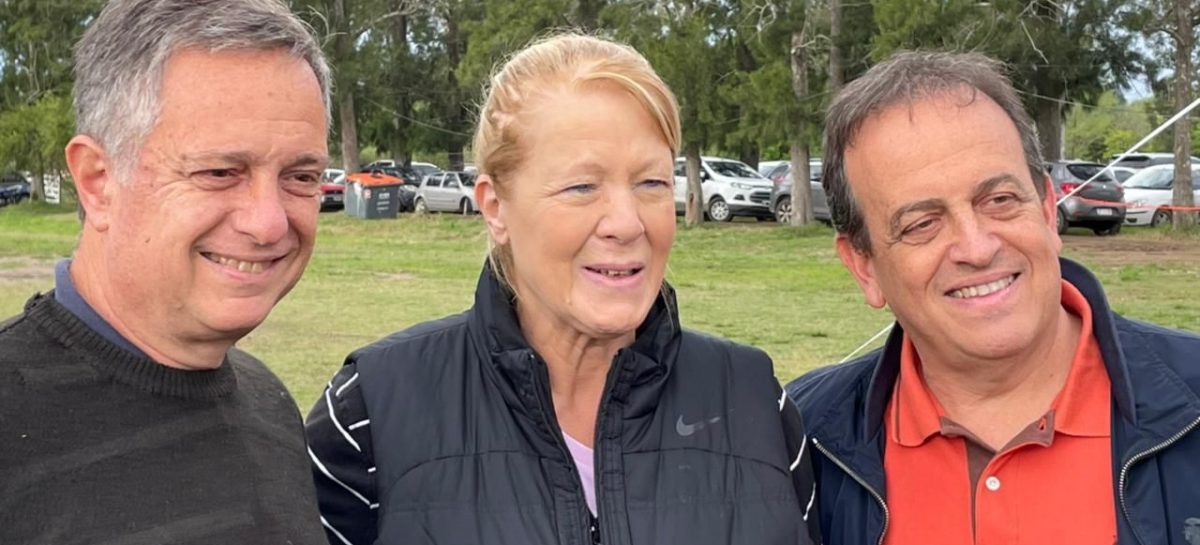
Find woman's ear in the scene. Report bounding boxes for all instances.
[475,175,508,245]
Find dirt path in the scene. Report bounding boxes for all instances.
[0,257,56,282]
[1062,233,1200,266]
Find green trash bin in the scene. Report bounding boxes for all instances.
[345,180,401,219]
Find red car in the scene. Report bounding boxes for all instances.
[320,169,346,210]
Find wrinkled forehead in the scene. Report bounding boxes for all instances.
[845,92,1028,199]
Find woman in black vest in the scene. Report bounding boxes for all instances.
[306,33,820,545]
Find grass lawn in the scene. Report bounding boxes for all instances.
[3,202,1199,410]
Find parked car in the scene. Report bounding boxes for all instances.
[410,161,442,179]
[757,159,789,178]
[673,156,774,221]
[1121,164,1200,227]
[0,172,31,206]
[362,159,397,170]
[364,160,441,182]
[1101,166,1137,184]
[345,168,416,212]
[1109,153,1200,170]
[1046,160,1125,236]
[765,160,830,223]
[319,169,346,210]
[323,168,346,184]
[414,171,478,214]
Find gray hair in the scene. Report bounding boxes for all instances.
[73,0,332,177]
[822,51,1045,254]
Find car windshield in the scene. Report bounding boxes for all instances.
[460,173,476,186]
[1123,168,1174,190]
[1065,164,1113,182]
[708,160,763,179]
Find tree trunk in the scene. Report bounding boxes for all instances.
[740,142,759,171]
[576,0,602,30]
[1171,0,1196,228]
[684,143,703,226]
[789,28,813,226]
[392,7,411,166]
[332,0,359,173]
[1034,98,1064,162]
[445,8,466,171]
[829,0,844,94]
[31,167,45,203]
[338,92,361,173]
[789,140,813,226]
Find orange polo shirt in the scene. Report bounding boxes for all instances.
[883,281,1115,545]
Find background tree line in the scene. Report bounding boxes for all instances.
[2,0,1198,226]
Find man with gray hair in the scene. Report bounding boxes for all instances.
[0,0,330,542]
[787,51,1200,545]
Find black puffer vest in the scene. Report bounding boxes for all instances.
[352,267,813,544]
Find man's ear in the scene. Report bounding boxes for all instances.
[65,135,117,231]
[474,175,508,245]
[1039,174,1062,252]
[836,233,887,309]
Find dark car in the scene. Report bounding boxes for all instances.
[765,160,830,223]
[1109,153,1200,170]
[1046,161,1125,236]
[0,173,31,207]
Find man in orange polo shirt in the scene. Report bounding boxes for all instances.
[787,51,1200,545]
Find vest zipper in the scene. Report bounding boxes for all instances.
[589,513,601,544]
[812,437,889,545]
[528,350,617,545]
[1117,414,1200,545]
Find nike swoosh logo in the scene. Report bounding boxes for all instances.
[676,415,723,437]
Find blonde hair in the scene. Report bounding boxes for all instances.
[473,32,682,291]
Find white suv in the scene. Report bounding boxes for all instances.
[673,157,775,221]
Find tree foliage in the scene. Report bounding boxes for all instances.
[0,0,1194,216]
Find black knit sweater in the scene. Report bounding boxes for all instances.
[0,293,326,544]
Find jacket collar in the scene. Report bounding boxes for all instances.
[834,257,1196,452]
[467,263,683,413]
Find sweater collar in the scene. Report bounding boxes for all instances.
[24,293,238,399]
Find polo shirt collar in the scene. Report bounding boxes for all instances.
[889,277,1111,447]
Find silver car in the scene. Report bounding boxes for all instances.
[414,171,478,215]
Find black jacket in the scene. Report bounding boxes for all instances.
[306,265,821,545]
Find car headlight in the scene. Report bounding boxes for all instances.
[1128,199,1147,207]
[730,182,757,190]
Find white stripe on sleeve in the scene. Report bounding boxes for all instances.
[321,515,355,545]
[335,372,359,397]
[789,435,807,471]
[325,387,361,452]
[309,447,373,507]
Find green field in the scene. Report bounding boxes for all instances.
[3,203,1199,410]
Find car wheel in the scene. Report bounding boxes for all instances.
[1055,207,1068,234]
[707,198,732,222]
[414,197,427,214]
[774,196,792,223]
[1093,222,1121,236]
[1151,208,1171,227]
[460,198,473,215]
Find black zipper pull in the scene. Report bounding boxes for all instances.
[589,515,601,544]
